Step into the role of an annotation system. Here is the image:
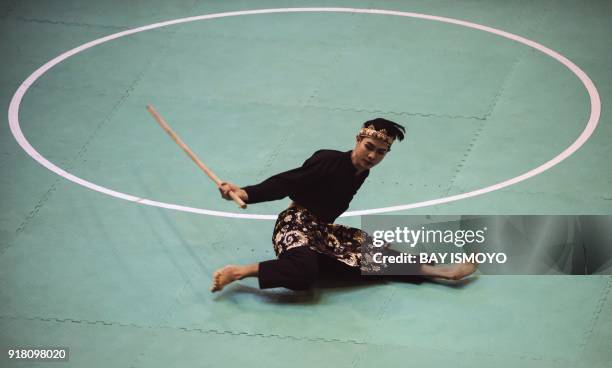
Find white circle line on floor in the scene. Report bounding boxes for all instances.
[8,8,601,220]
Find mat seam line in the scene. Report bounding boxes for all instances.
[441,115,488,197]
[114,4,209,365]
[441,3,552,198]
[1,34,159,256]
[303,105,485,120]
[350,285,397,368]
[442,47,530,197]
[480,2,551,120]
[30,86,486,120]
[127,282,195,368]
[252,9,357,177]
[577,276,612,359]
[0,312,580,363]
[0,314,367,346]
[14,16,128,30]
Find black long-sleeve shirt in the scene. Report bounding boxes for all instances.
[243,150,369,223]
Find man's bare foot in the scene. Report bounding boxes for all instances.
[210,263,259,292]
[210,265,241,292]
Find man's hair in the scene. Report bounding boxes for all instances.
[362,118,406,142]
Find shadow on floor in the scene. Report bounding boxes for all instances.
[213,272,479,304]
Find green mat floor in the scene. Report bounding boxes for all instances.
[1,1,611,367]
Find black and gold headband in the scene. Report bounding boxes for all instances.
[358,124,395,145]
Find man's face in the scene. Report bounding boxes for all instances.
[352,136,390,171]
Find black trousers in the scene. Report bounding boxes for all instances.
[258,246,424,290]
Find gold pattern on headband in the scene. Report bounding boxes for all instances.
[358,124,395,145]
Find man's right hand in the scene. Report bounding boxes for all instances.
[219,182,248,202]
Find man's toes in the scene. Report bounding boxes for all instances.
[210,281,221,292]
[210,272,221,292]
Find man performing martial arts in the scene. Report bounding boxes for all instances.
[211,118,477,292]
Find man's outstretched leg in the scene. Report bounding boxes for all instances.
[363,247,478,281]
[210,246,319,292]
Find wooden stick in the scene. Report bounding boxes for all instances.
[146,104,247,209]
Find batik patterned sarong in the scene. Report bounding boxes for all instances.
[272,205,387,272]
